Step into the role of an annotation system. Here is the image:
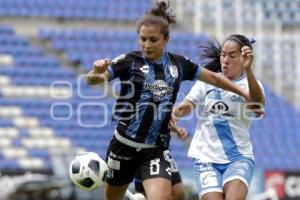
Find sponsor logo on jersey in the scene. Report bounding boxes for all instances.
[144,80,173,101]
[210,101,236,118]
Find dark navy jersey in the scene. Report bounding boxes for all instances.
[107,51,201,147]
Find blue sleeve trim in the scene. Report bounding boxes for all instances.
[107,66,115,81]
[193,65,202,80]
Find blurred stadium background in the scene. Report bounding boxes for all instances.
[0,0,299,199]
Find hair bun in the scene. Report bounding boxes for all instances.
[157,0,168,11]
[149,0,176,24]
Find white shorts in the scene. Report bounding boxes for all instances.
[193,157,254,199]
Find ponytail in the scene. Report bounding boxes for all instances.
[137,1,176,38]
[200,40,222,73]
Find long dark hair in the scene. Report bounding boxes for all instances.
[201,34,255,72]
[136,0,176,38]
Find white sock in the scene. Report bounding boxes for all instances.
[124,190,146,200]
[133,193,146,200]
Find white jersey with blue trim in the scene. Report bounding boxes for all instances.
[186,74,265,163]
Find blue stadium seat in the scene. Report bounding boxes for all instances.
[28,149,50,158]
[0,159,20,169]
[0,119,13,127]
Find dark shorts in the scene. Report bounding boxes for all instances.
[105,137,172,186]
[134,150,182,193]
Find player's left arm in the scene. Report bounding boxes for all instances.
[169,122,192,149]
[241,46,265,110]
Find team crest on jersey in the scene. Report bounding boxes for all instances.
[140,65,149,74]
[169,65,178,78]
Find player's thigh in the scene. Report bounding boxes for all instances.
[223,179,248,200]
[104,182,129,200]
[143,177,172,200]
[170,169,184,200]
[222,158,254,200]
[201,192,224,200]
[193,159,223,200]
[134,168,146,194]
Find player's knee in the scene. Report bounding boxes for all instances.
[160,193,172,200]
[224,193,246,200]
[104,185,128,200]
[105,193,123,200]
[172,192,184,200]
[163,193,173,200]
[147,192,172,200]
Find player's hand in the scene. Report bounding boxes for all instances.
[241,46,253,70]
[169,121,188,140]
[93,59,110,74]
[169,116,177,126]
[175,126,188,140]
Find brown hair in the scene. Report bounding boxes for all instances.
[136,0,176,38]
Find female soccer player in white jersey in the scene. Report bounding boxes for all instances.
[172,34,265,200]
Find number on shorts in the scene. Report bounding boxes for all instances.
[169,158,178,172]
[150,158,160,175]
[163,151,178,172]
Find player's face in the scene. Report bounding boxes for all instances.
[139,25,169,61]
[220,40,244,80]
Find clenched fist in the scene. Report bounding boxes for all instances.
[93,59,110,74]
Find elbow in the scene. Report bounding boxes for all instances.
[86,75,103,85]
[172,107,183,119]
[176,108,185,118]
[86,77,97,85]
[86,72,106,85]
[173,106,190,119]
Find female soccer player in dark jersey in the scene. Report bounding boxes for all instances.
[87,1,249,200]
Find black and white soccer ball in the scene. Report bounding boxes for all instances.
[69,152,108,191]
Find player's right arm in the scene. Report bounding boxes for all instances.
[172,80,205,120]
[172,99,196,120]
[86,59,111,85]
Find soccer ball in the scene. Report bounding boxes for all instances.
[69,152,108,191]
